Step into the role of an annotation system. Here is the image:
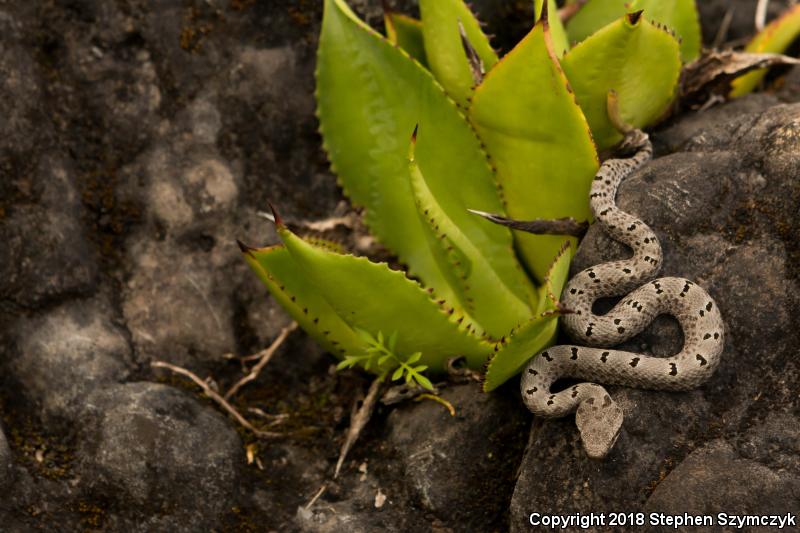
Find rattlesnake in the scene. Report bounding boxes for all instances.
[515,131,725,459]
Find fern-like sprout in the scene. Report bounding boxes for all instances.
[336,329,435,391]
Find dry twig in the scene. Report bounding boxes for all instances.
[712,7,735,49]
[224,322,298,400]
[468,209,589,237]
[334,375,384,479]
[415,393,456,416]
[304,483,328,510]
[755,0,770,31]
[151,360,282,438]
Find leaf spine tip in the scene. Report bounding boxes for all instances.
[236,239,256,257]
[411,123,419,143]
[627,10,643,25]
[267,201,284,227]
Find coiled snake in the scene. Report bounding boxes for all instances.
[490,131,724,458]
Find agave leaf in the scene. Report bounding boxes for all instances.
[484,237,572,390]
[409,131,536,339]
[384,11,428,67]
[561,12,682,149]
[730,5,800,97]
[317,0,506,307]
[535,240,574,314]
[482,311,560,392]
[469,17,599,283]
[534,0,569,57]
[241,244,365,357]
[564,0,627,44]
[566,0,700,62]
[630,0,699,62]
[276,224,493,372]
[418,0,498,107]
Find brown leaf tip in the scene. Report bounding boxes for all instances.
[268,201,284,227]
[236,239,256,257]
[411,123,419,143]
[627,10,643,25]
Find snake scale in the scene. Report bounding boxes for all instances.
[517,131,725,459]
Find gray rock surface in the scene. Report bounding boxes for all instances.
[645,439,800,533]
[510,100,800,532]
[385,383,528,529]
[300,383,529,532]
[8,296,132,425]
[0,425,10,491]
[76,383,244,531]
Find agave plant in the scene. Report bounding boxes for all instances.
[241,0,699,391]
[730,4,800,97]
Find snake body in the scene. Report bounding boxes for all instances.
[520,133,725,459]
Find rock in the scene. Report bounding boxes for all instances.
[732,412,800,476]
[0,156,98,308]
[510,100,800,532]
[7,296,132,425]
[645,440,800,533]
[77,382,244,531]
[298,382,528,533]
[296,474,427,533]
[385,383,529,531]
[119,94,265,367]
[0,426,11,491]
[696,0,794,46]
[0,8,97,308]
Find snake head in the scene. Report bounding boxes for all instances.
[575,395,624,459]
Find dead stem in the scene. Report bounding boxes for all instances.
[755,0,770,31]
[712,7,735,48]
[151,360,282,438]
[224,322,298,400]
[304,483,328,510]
[334,375,384,479]
[415,393,456,416]
[468,209,589,237]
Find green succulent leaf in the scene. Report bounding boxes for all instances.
[276,223,493,372]
[484,237,572,391]
[534,0,569,57]
[565,0,700,62]
[241,244,365,358]
[564,0,626,45]
[731,5,800,97]
[561,12,682,149]
[385,11,428,67]
[409,131,537,338]
[536,240,574,313]
[482,311,560,392]
[469,17,599,283]
[418,0,498,107]
[317,0,507,308]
